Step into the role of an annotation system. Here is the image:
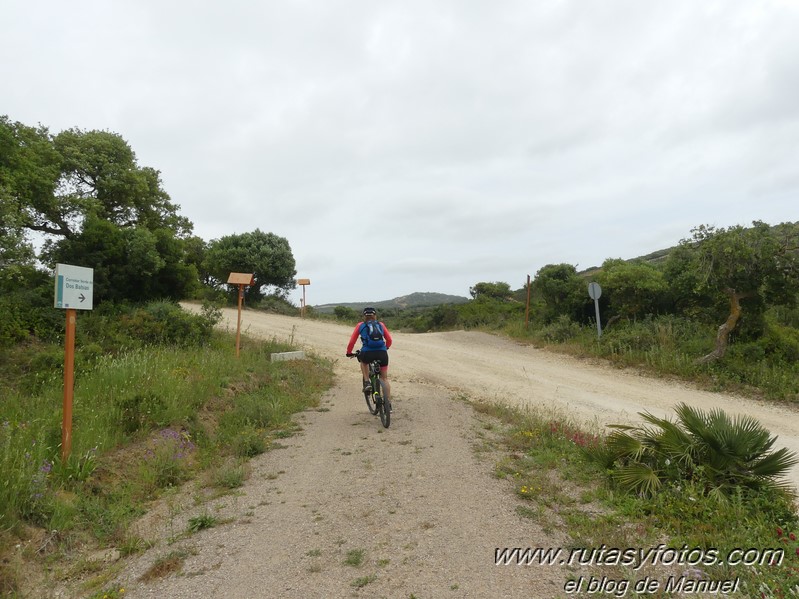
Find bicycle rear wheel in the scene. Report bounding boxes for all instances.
[377,379,390,428]
[364,385,378,415]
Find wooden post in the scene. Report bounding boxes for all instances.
[236,284,244,357]
[296,279,311,318]
[62,309,76,461]
[525,274,531,329]
[227,273,254,357]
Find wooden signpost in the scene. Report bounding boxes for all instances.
[227,272,254,357]
[525,274,531,329]
[297,278,311,318]
[54,263,94,462]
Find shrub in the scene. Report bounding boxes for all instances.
[583,403,798,499]
[253,294,297,315]
[539,315,582,343]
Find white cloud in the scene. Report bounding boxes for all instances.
[2,0,798,305]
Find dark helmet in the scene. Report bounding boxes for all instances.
[362,307,377,316]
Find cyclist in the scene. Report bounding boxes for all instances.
[346,307,392,402]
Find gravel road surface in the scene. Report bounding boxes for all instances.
[103,306,799,599]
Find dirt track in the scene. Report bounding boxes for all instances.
[227,307,799,490]
[112,306,799,599]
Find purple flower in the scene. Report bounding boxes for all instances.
[682,568,705,579]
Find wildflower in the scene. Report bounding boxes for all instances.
[777,527,784,537]
[682,567,705,579]
[790,532,796,541]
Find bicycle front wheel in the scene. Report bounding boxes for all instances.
[377,379,390,428]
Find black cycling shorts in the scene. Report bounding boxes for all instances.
[357,350,389,369]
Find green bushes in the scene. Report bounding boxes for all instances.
[250,293,298,316]
[539,315,584,343]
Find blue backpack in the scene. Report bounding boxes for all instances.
[360,321,385,350]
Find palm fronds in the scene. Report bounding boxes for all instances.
[583,402,798,499]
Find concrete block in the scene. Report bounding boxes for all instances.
[270,351,306,362]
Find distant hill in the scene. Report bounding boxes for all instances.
[313,292,469,313]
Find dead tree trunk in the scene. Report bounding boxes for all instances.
[695,289,748,365]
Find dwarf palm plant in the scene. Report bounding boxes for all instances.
[584,402,798,500]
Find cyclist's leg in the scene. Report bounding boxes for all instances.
[377,351,390,399]
[358,352,369,389]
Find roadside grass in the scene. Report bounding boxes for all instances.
[502,315,799,404]
[0,330,334,596]
[472,400,799,598]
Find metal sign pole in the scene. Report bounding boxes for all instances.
[588,282,603,339]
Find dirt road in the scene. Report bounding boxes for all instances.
[225,307,799,489]
[113,306,799,598]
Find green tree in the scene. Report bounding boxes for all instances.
[597,258,667,320]
[533,264,587,323]
[2,123,191,241]
[469,281,512,300]
[682,222,799,363]
[0,117,59,283]
[43,128,191,238]
[204,229,297,301]
[333,306,358,321]
[661,245,716,318]
[2,118,199,303]
[44,215,198,302]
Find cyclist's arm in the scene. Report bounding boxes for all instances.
[346,323,363,354]
[382,323,393,349]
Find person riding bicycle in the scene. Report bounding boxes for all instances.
[346,307,392,401]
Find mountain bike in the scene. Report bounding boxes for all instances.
[347,350,391,428]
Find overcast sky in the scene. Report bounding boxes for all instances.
[3,1,798,306]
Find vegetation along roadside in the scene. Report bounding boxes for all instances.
[471,398,799,598]
[0,301,334,597]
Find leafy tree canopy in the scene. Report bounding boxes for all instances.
[43,215,199,303]
[597,258,667,319]
[204,229,297,301]
[679,221,799,362]
[1,116,200,304]
[533,264,587,323]
[1,117,191,241]
[469,281,512,300]
[0,117,58,279]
